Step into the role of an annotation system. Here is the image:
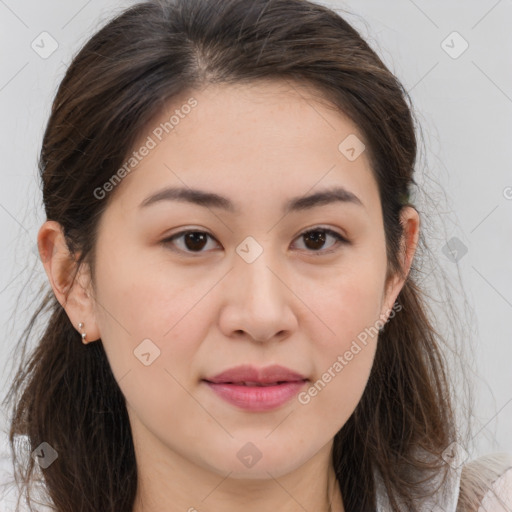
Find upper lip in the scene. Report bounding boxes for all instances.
[204,364,308,384]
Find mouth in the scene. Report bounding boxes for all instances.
[204,363,308,385]
[202,378,309,411]
[203,380,307,386]
[202,364,309,411]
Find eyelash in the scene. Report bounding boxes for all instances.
[161,227,349,257]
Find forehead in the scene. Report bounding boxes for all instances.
[108,79,380,218]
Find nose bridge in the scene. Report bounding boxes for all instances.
[234,235,283,305]
[222,234,294,341]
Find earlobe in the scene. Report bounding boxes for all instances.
[37,220,101,343]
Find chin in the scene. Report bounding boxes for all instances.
[198,442,309,480]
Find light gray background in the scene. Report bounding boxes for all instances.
[0,0,511,465]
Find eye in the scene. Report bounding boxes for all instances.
[161,227,348,256]
[292,227,348,255]
[162,230,220,255]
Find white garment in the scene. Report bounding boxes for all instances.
[374,445,512,512]
[374,462,463,511]
[477,466,512,512]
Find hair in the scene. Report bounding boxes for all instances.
[2,0,480,510]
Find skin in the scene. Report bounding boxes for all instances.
[38,80,420,512]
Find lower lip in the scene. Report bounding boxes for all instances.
[204,380,308,411]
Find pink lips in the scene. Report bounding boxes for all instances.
[203,364,308,411]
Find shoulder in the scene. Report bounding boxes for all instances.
[458,452,512,512]
[477,465,512,511]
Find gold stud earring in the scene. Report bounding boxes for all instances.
[78,322,87,343]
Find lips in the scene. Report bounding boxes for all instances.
[203,364,308,386]
[203,364,308,411]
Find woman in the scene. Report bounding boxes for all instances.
[2,0,511,510]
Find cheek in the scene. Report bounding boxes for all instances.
[93,256,209,439]
[299,263,385,408]
[298,286,380,430]
[96,235,202,330]
[92,248,211,386]
[306,264,386,348]
[300,355,375,431]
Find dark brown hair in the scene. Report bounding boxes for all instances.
[3,0,476,510]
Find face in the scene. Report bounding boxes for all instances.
[59,80,415,481]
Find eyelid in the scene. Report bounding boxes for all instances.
[161,225,349,256]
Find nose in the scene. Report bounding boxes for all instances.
[217,249,298,344]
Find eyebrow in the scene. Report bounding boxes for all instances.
[139,185,364,214]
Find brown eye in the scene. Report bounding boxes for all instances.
[163,230,219,254]
[303,230,327,250]
[294,228,348,255]
[181,232,209,251]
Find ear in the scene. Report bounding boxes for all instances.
[380,206,420,321]
[37,220,101,343]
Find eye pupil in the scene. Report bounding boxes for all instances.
[304,230,326,250]
[185,232,208,251]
